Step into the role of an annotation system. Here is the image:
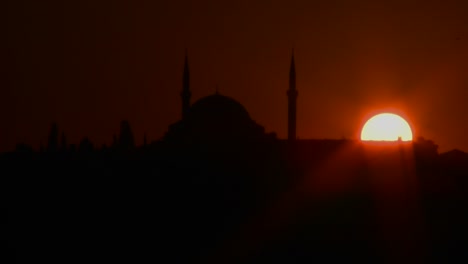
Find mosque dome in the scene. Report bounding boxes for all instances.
[165,93,267,143]
[188,93,251,125]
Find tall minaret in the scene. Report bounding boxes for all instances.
[287,50,298,141]
[181,51,191,120]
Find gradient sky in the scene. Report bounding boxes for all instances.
[4,0,468,152]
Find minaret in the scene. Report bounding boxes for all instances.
[181,51,191,120]
[287,50,298,141]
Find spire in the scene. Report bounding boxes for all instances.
[181,50,191,119]
[289,49,296,90]
[287,49,298,142]
[184,49,189,74]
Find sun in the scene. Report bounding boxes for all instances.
[361,113,413,141]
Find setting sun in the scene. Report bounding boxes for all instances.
[361,113,413,141]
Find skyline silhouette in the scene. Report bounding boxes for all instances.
[4,0,468,152]
[4,51,465,156]
[4,1,468,263]
[3,50,467,155]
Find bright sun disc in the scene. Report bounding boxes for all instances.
[361,113,413,141]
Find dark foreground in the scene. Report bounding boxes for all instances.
[3,139,468,263]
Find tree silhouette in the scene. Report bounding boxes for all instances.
[78,137,93,153]
[118,120,135,151]
[47,122,59,152]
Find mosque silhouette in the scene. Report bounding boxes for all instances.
[164,52,296,144]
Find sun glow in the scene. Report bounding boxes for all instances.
[361,113,413,141]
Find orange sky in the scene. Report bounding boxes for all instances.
[4,0,468,152]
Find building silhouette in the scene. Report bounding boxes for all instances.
[165,51,300,144]
[164,53,275,144]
